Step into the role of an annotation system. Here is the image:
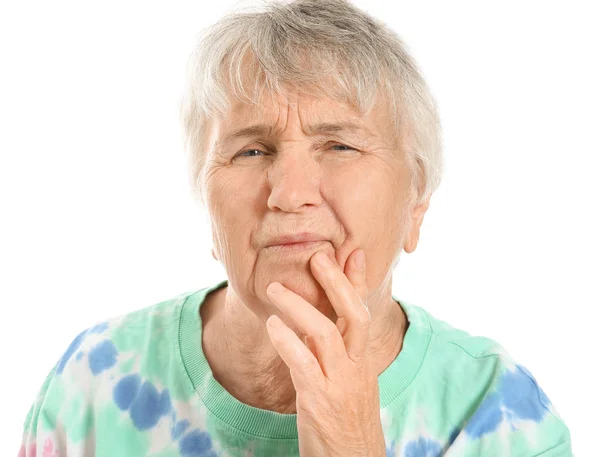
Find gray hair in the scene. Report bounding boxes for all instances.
[180,0,443,208]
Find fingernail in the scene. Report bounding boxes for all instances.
[354,250,365,269]
[267,282,284,296]
[267,315,281,329]
[315,251,333,267]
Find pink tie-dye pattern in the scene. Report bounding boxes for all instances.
[42,438,58,457]
[17,438,56,457]
[17,443,36,457]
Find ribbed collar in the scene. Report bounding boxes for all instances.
[178,279,431,439]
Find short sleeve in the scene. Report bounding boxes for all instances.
[17,325,104,457]
[18,361,59,456]
[447,361,572,456]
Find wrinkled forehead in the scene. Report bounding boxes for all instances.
[210,86,396,149]
[225,89,361,127]
[203,47,401,150]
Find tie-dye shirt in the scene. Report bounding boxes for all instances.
[18,279,572,456]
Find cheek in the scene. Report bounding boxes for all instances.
[207,168,261,220]
[324,162,399,230]
[323,163,407,275]
[205,169,263,258]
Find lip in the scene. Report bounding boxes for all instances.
[266,240,327,252]
[266,232,328,247]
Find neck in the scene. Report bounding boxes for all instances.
[200,281,407,414]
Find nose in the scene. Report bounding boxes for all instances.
[267,151,323,213]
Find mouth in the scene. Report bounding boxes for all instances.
[266,240,328,252]
[265,232,330,250]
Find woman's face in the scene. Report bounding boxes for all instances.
[202,89,429,318]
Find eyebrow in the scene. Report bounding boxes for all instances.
[219,121,370,145]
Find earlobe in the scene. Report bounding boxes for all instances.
[404,197,430,254]
[403,228,420,254]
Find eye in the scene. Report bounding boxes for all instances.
[330,143,357,153]
[234,148,265,159]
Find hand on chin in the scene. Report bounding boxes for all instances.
[261,268,338,323]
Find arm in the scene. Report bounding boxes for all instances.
[18,327,97,457]
[18,363,63,456]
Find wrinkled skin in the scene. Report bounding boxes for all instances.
[200,88,430,456]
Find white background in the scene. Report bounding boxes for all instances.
[1,0,598,455]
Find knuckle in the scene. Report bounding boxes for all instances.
[318,323,340,343]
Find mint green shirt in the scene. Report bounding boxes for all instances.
[19,279,572,456]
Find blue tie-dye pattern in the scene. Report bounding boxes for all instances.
[465,365,552,438]
[180,430,218,457]
[88,340,118,375]
[128,381,172,430]
[89,322,109,334]
[385,439,396,457]
[448,427,460,446]
[172,419,191,440]
[464,393,503,438]
[501,368,548,421]
[516,365,551,407]
[76,351,83,361]
[111,372,219,455]
[539,388,550,407]
[56,323,111,375]
[56,329,89,374]
[114,374,142,410]
[404,437,443,457]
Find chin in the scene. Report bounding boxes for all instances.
[260,267,337,320]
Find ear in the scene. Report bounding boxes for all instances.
[403,196,431,254]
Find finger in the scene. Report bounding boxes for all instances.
[304,334,318,359]
[344,249,369,317]
[265,314,325,392]
[266,282,347,376]
[310,249,371,362]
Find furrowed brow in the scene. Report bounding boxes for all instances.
[214,121,371,153]
[221,124,275,144]
[220,121,368,142]
[306,121,369,136]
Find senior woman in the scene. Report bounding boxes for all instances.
[18,0,571,456]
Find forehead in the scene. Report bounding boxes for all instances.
[213,89,394,145]
[227,90,359,125]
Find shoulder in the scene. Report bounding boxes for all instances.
[403,302,502,357]
[54,285,214,397]
[20,287,205,449]
[56,288,197,377]
[403,300,544,367]
[400,302,571,454]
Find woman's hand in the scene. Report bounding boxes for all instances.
[265,249,387,457]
